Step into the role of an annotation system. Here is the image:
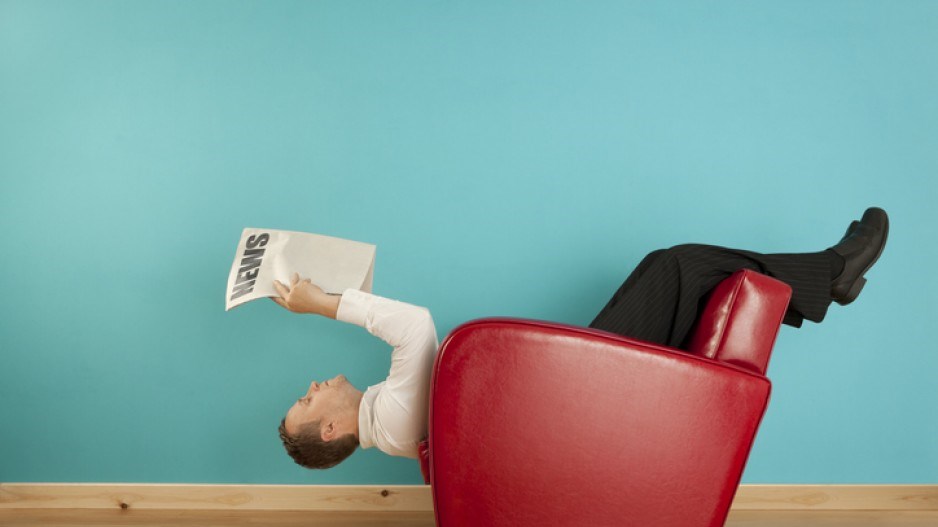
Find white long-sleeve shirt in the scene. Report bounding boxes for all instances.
[336,288,439,459]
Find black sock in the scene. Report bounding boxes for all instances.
[826,249,845,279]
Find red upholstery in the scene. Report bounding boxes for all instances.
[685,270,792,375]
[419,270,792,526]
[417,439,430,484]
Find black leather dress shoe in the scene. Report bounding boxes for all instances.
[842,220,859,240]
[830,207,889,305]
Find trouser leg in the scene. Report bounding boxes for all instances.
[588,244,832,348]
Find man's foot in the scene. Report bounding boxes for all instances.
[829,207,889,305]
[843,220,860,239]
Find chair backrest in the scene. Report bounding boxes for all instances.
[684,269,792,375]
[426,319,773,526]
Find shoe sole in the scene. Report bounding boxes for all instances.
[835,210,889,306]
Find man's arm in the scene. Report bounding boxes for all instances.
[272,273,341,318]
[335,288,438,457]
[272,272,438,458]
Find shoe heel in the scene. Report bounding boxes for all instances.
[837,277,867,306]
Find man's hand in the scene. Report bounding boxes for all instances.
[272,273,340,319]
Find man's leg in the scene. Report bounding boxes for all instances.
[588,244,832,348]
[588,208,889,349]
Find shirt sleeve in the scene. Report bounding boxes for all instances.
[336,288,438,457]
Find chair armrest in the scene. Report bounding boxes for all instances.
[685,269,792,375]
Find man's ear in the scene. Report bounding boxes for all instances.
[321,421,336,442]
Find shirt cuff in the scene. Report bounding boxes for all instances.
[336,288,375,327]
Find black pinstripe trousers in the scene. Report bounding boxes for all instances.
[588,244,832,349]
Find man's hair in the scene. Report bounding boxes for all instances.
[278,418,359,469]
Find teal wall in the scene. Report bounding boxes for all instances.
[1,0,935,484]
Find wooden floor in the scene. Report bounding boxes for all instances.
[2,509,938,526]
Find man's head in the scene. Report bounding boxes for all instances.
[278,374,364,469]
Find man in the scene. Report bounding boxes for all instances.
[274,207,888,470]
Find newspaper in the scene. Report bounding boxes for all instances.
[225,228,375,311]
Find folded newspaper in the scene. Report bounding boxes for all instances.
[225,228,375,311]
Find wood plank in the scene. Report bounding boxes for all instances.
[0,484,432,512]
[732,485,938,511]
[1,509,937,527]
[0,509,437,527]
[725,510,938,526]
[2,483,937,512]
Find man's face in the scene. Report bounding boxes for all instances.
[284,374,359,436]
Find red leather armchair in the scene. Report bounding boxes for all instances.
[418,269,792,527]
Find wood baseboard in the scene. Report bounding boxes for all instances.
[1,483,936,512]
[0,484,431,512]
[732,485,938,511]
